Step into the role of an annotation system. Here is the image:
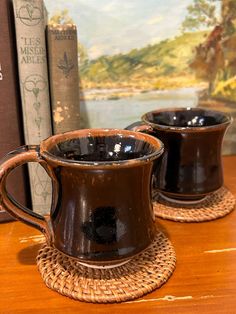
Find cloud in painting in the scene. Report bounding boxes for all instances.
[44,0,197,59]
[147,16,163,25]
[101,1,135,14]
[88,43,121,59]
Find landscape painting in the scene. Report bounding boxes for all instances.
[45,0,236,154]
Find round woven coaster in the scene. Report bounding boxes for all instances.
[153,187,235,223]
[36,231,176,303]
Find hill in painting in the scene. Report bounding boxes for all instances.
[80,31,208,92]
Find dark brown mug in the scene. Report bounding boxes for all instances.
[127,107,232,202]
[0,129,163,267]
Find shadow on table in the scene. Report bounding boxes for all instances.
[155,219,169,237]
[17,243,42,265]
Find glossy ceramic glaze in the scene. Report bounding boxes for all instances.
[133,108,231,201]
[0,129,164,264]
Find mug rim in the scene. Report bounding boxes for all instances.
[40,128,164,167]
[142,107,233,132]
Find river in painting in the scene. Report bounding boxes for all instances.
[80,87,236,155]
[80,87,199,128]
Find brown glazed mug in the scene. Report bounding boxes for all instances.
[0,129,163,267]
[127,107,232,202]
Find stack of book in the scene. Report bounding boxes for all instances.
[0,0,80,221]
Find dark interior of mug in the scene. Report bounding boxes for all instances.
[145,108,229,127]
[49,135,156,162]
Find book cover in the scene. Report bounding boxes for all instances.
[13,0,52,215]
[0,0,29,222]
[47,24,80,134]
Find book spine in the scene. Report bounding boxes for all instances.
[13,0,52,214]
[47,24,80,134]
[0,0,29,221]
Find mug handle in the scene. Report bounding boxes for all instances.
[0,145,58,243]
[125,121,153,133]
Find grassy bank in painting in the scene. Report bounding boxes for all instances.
[80,31,208,100]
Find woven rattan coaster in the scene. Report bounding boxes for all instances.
[36,231,176,303]
[153,187,235,223]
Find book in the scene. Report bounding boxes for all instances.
[47,24,80,134]
[13,0,52,215]
[0,0,29,222]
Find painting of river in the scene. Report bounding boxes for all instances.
[45,0,236,155]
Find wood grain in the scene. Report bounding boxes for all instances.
[1,156,236,313]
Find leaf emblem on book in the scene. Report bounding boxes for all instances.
[18,4,43,26]
[23,75,47,132]
[33,101,41,111]
[32,164,52,202]
[57,52,74,78]
[35,116,42,129]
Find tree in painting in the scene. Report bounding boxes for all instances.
[186,0,236,99]
[215,0,236,100]
[182,0,220,32]
[48,9,74,24]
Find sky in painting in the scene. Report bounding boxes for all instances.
[44,0,220,59]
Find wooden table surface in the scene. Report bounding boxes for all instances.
[1,156,236,314]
